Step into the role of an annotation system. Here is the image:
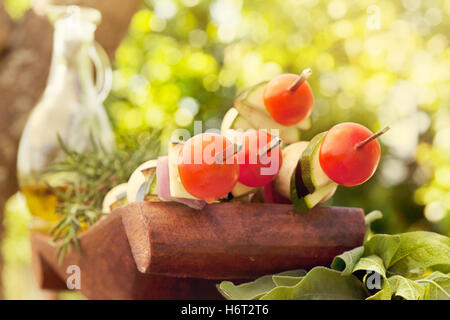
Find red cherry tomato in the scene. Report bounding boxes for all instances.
[263,73,314,126]
[319,122,381,187]
[178,133,239,203]
[236,130,282,187]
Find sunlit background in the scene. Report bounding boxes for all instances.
[2,0,450,299]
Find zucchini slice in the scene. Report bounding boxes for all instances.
[290,180,338,214]
[300,132,332,193]
[221,108,252,135]
[320,183,338,204]
[273,141,309,199]
[241,81,268,112]
[270,137,338,214]
[234,100,301,143]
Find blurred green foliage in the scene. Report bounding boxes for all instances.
[3,0,30,20]
[1,194,33,299]
[2,194,86,299]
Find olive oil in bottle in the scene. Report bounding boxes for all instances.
[21,184,63,232]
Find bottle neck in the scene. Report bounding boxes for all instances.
[46,31,96,94]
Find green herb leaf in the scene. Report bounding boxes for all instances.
[48,131,161,262]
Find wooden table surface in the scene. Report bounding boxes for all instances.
[31,202,365,300]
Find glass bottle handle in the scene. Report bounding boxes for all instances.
[89,41,112,103]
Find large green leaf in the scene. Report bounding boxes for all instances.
[366,280,392,300]
[330,211,383,276]
[388,275,425,300]
[272,270,307,287]
[331,246,364,276]
[352,231,450,299]
[218,278,273,300]
[369,271,450,300]
[363,232,450,276]
[363,234,401,267]
[353,255,387,278]
[350,254,391,300]
[388,232,450,276]
[419,272,450,300]
[217,219,450,300]
[260,267,368,300]
[217,269,306,300]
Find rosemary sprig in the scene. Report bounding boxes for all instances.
[47,131,161,263]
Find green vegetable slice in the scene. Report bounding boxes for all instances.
[290,176,337,214]
[300,132,332,193]
[273,141,309,199]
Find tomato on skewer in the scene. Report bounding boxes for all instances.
[263,69,314,126]
[236,130,282,187]
[178,133,239,203]
[319,122,388,187]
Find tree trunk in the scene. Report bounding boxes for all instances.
[0,3,14,300]
[0,4,12,52]
[0,0,142,299]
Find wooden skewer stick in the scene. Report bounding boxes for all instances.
[215,143,242,163]
[355,126,390,149]
[258,136,282,159]
[287,68,312,92]
[170,138,185,144]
